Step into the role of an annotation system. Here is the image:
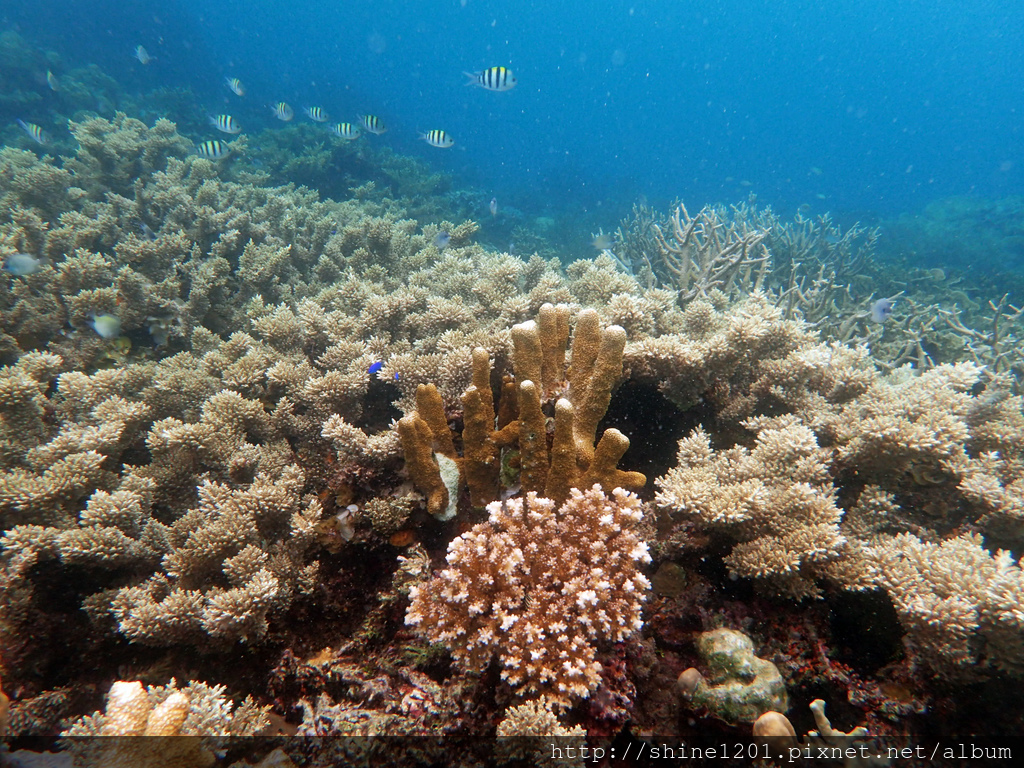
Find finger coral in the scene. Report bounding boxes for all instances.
[398,304,647,519]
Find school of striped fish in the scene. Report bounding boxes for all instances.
[11,54,517,160]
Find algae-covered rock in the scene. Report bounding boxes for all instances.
[677,628,788,723]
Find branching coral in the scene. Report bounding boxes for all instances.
[106,465,322,644]
[859,532,1024,679]
[406,486,651,707]
[656,417,845,599]
[64,113,194,200]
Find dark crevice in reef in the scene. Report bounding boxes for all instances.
[599,379,712,496]
[356,377,403,433]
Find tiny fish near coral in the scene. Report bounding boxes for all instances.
[2,253,44,276]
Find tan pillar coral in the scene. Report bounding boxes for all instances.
[568,308,602,404]
[462,349,520,507]
[537,302,571,397]
[144,690,191,736]
[572,323,627,467]
[413,383,457,461]
[518,380,549,494]
[581,428,647,493]
[544,398,579,504]
[398,307,645,516]
[397,413,451,520]
[102,680,152,735]
[461,385,499,506]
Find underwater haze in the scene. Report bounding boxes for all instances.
[8,0,1024,759]
[8,0,1024,221]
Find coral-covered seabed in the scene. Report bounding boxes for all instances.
[1,111,1024,767]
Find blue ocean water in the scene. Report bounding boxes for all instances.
[6,0,1024,228]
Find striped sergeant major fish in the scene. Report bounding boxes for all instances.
[271,102,294,121]
[304,106,328,122]
[134,45,153,65]
[16,119,47,145]
[196,140,232,159]
[330,122,361,140]
[420,129,454,149]
[464,66,517,91]
[209,114,241,134]
[225,77,245,96]
[359,114,386,135]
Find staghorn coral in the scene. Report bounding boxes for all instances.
[626,293,821,416]
[832,362,982,479]
[107,464,322,644]
[64,113,194,200]
[858,532,1024,679]
[405,486,651,707]
[609,202,771,303]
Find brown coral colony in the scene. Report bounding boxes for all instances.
[398,304,647,520]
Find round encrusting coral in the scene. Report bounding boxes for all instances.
[405,485,652,707]
[677,628,789,724]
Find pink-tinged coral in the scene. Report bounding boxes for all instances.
[405,485,651,707]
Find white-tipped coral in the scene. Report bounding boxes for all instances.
[405,485,651,707]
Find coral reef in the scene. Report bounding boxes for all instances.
[397,305,646,519]
[405,486,651,707]
[657,419,845,599]
[496,698,587,767]
[1,57,1024,763]
[61,678,268,768]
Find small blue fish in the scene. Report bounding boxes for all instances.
[3,253,44,276]
[870,298,895,323]
[368,361,384,374]
[433,231,451,249]
[134,45,153,65]
[138,223,157,241]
